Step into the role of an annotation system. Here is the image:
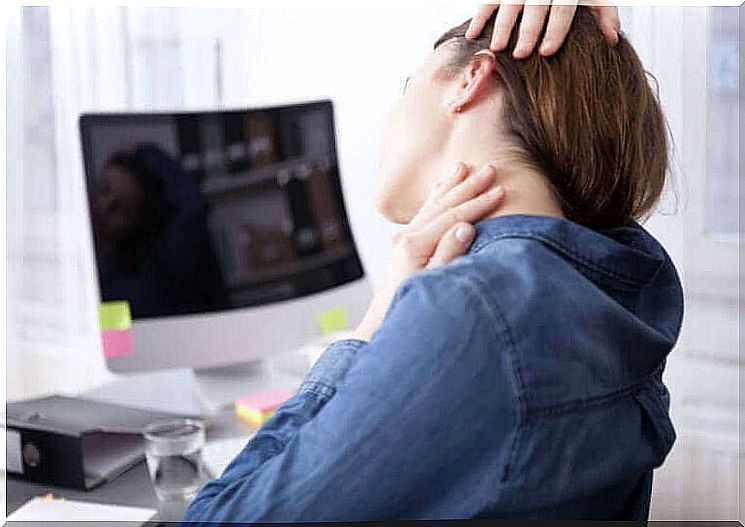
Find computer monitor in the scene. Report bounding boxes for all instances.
[79,101,371,410]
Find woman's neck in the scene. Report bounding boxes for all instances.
[436,135,565,221]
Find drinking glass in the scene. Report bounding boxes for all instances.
[143,419,207,504]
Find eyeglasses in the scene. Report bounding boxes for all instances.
[401,76,412,96]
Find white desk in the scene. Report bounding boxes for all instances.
[5,337,336,522]
[6,370,260,524]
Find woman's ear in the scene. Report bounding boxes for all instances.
[445,50,496,114]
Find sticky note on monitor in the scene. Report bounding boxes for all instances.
[101,329,135,359]
[98,301,132,331]
[317,306,348,335]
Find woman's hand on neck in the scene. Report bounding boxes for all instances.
[433,119,566,222]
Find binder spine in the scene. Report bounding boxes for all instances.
[7,426,87,490]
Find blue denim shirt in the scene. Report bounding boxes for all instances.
[182,214,684,522]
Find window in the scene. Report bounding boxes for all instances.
[705,6,740,238]
[8,6,238,398]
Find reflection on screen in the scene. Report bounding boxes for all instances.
[81,102,364,320]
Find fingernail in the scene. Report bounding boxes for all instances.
[477,165,496,177]
[454,162,465,175]
[455,224,475,244]
[488,186,505,199]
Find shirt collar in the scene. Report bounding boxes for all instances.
[468,214,667,288]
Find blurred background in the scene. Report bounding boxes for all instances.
[5,4,742,521]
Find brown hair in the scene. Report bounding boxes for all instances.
[435,8,669,229]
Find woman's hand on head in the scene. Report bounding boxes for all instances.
[466,1,621,59]
[351,163,505,342]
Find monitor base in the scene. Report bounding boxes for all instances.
[192,347,317,415]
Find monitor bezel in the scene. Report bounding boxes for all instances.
[78,99,366,322]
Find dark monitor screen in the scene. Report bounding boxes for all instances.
[80,101,364,320]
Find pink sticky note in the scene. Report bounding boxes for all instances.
[101,329,135,359]
[235,390,295,413]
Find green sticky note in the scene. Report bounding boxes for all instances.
[318,306,349,335]
[98,301,132,331]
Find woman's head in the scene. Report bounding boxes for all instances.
[378,7,668,229]
[93,148,172,246]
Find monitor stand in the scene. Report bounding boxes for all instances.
[192,346,319,415]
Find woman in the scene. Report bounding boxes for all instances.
[183,3,682,521]
[93,144,228,318]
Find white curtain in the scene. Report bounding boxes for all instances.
[6,3,472,400]
[621,6,742,521]
[7,6,234,399]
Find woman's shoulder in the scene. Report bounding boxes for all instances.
[388,240,551,337]
[412,235,564,296]
[395,234,595,337]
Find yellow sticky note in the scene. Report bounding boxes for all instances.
[98,301,132,331]
[317,306,349,335]
[235,406,275,427]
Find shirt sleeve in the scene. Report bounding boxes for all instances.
[181,271,517,523]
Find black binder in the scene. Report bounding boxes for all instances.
[5,395,197,490]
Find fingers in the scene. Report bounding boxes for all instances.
[429,162,469,200]
[538,1,578,56]
[491,2,523,52]
[513,0,551,59]
[413,184,505,257]
[415,164,496,229]
[427,223,477,269]
[467,3,500,40]
[413,163,470,229]
[398,162,505,267]
[591,5,621,45]
[428,165,497,218]
[470,1,617,58]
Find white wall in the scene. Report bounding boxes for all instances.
[7,5,477,399]
[620,7,742,520]
[212,5,475,282]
